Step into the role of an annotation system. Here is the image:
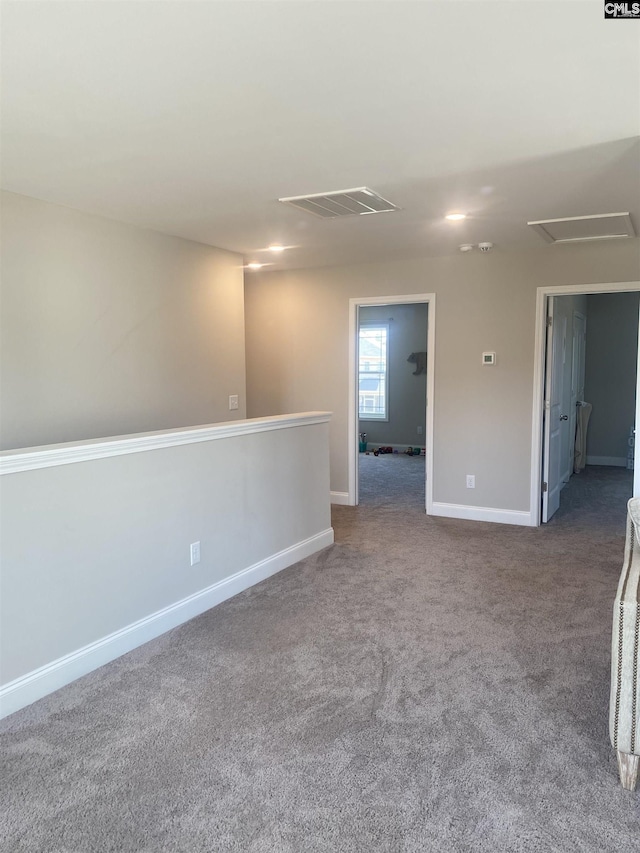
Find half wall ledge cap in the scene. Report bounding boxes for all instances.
[0,411,333,475]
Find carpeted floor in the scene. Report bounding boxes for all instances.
[1,467,638,852]
[358,451,425,511]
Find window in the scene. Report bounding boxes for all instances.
[358,324,388,420]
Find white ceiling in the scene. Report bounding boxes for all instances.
[2,1,639,271]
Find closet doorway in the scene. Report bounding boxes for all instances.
[532,281,640,526]
[347,293,436,511]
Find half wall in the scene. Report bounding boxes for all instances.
[0,413,333,717]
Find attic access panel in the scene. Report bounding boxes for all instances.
[528,212,635,244]
[279,187,399,219]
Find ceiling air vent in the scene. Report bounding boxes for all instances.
[279,187,398,219]
[528,212,635,244]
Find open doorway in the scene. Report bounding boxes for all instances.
[532,282,640,526]
[347,293,436,511]
[357,303,427,509]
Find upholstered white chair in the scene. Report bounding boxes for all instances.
[609,498,640,791]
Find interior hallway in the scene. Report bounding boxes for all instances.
[1,467,637,852]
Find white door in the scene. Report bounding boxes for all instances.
[542,296,565,522]
[557,309,570,486]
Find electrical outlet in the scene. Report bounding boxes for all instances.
[229,395,239,411]
[466,475,475,489]
[190,541,201,566]
[417,426,423,435]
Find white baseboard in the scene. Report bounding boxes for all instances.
[430,501,534,527]
[0,527,334,720]
[330,491,350,505]
[586,456,628,468]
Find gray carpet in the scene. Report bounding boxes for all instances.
[1,467,638,852]
[358,451,425,511]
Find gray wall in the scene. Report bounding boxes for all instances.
[585,291,639,463]
[245,240,640,511]
[358,303,428,447]
[0,191,247,450]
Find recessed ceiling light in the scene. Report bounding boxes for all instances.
[247,262,263,270]
[445,213,466,221]
[268,245,285,253]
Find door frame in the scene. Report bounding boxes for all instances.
[348,293,436,511]
[531,280,640,526]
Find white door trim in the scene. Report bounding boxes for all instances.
[531,280,640,526]
[348,293,436,512]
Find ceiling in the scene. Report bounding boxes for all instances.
[2,1,639,271]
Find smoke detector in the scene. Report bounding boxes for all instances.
[459,244,474,253]
[478,242,493,253]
